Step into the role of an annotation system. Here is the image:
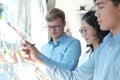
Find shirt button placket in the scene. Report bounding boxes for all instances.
[109,46,112,50]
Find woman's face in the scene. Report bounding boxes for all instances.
[80,20,99,45]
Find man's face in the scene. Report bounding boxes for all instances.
[47,18,65,40]
[95,0,120,34]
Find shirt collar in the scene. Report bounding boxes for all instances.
[103,31,120,43]
[48,33,68,44]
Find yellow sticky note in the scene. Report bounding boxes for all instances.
[18,50,23,61]
[12,77,17,80]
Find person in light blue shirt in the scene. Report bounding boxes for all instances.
[21,0,120,80]
[40,33,81,70]
[40,8,81,71]
[78,10,109,66]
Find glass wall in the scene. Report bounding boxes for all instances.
[0,0,47,80]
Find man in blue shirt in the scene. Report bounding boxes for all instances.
[40,8,81,71]
[21,0,120,80]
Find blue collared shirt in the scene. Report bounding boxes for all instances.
[39,32,120,80]
[78,49,92,67]
[40,33,81,71]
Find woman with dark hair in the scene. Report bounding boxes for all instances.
[79,10,109,66]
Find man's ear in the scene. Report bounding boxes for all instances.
[118,4,120,15]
